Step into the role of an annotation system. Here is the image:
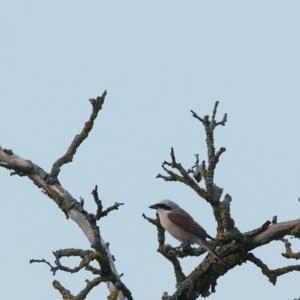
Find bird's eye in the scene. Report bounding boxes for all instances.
[159,204,172,210]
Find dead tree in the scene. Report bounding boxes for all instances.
[1,94,300,300]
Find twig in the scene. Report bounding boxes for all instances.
[157,102,227,210]
[247,253,300,285]
[142,213,160,226]
[217,194,236,232]
[157,148,209,201]
[100,202,124,218]
[211,101,219,123]
[30,248,101,275]
[29,258,57,275]
[0,93,132,300]
[53,280,76,300]
[53,277,103,300]
[281,238,300,259]
[143,213,208,258]
[191,103,227,194]
[158,103,232,233]
[77,277,103,300]
[49,91,107,180]
[92,185,103,219]
[91,185,124,220]
[244,220,271,237]
[143,213,186,283]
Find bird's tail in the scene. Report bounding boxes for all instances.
[197,238,226,265]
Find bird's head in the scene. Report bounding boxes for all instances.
[149,199,179,212]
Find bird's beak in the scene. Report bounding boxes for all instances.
[149,204,159,209]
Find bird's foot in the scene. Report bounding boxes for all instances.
[175,242,192,251]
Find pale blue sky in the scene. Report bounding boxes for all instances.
[1,1,300,299]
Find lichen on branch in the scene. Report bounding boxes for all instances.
[145,101,300,299]
[0,92,132,300]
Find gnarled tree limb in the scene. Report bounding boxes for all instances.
[0,92,132,300]
[3,96,300,299]
[146,101,300,299]
[247,253,300,285]
[249,218,300,248]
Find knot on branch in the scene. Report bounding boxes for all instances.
[291,224,300,238]
[4,148,13,155]
[0,153,34,177]
[161,291,171,300]
[216,194,236,234]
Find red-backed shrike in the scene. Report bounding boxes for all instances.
[149,199,225,264]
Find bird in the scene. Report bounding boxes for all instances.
[149,199,225,264]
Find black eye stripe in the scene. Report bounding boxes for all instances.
[157,204,172,210]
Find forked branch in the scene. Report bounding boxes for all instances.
[147,101,300,299]
[247,253,300,285]
[157,102,233,233]
[0,92,132,300]
[30,248,105,299]
[92,185,124,220]
[156,147,209,201]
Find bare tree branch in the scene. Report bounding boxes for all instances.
[77,277,104,300]
[30,248,101,275]
[249,218,300,248]
[0,93,132,300]
[52,280,77,300]
[49,91,107,181]
[247,253,300,285]
[156,148,209,201]
[53,277,103,300]
[147,101,300,299]
[100,202,124,218]
[31,249,104,299]
[281,238,300,260]
[91,185,103,219]
[29,258,57,275]
[244,220,272,237]
[158,102,233,234]
[3,96,300,300]
[92,185,124,220]
[190,104,227,194]
[143,213,186,283]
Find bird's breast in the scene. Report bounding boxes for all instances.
[159,212,191,243]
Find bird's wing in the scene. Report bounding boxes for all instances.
[168,209,213,240]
